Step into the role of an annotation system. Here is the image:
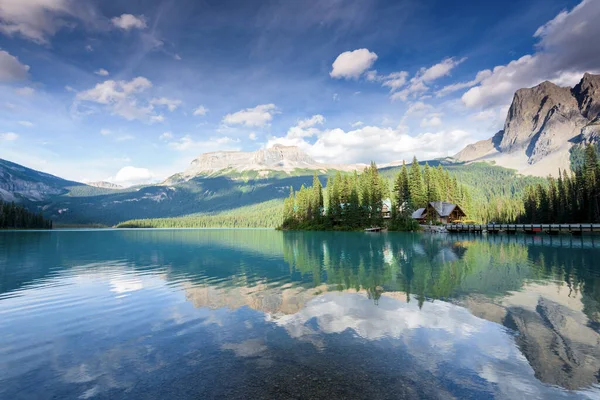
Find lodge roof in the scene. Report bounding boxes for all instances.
[429,201,460,217]
[412,208,426,219]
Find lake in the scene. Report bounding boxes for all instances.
[1,229,599,399]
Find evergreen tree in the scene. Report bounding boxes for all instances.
[408,157,426,208]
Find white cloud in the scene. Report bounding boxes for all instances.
[332,93,339,101]
[420,116,443,127]
[193,105,208,116]
[330,48,378,79]
[223,104,278,127]
[419,57,466,82]
[0,50,29,81]
[168,135,240,151]
[74,77,166,123]
[159,131,173,141]
[111,166,154,186]
[111,14,147,30]
[174,54,182,61]
[18,120,34,127]
[391,57,466,101]
[150,97,182,112]
[14,86,34,96]
[85,44,93,52]
[437,70,491,97]
[100,129,111,135]
[94,68,109,76]
[351,121,364,128]
[0,132,19,141]
[406,101,433,115]
[268,120,473,164]
[297,114,325,129]
[286,115,326,139]
[381,71,409,91]
[462,0,600,109]
[0,0,96,44]
[249,132,257,140]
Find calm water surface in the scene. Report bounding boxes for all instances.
[1,229,599,399]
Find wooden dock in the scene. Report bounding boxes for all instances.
[446,223,600,235]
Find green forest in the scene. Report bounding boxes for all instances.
[521,144,600,223]
[0,200,52,229]
[116,200,283,228]
[281,144,600,230]
[280,158,475,231]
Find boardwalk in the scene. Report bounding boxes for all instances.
[446,223,600,235]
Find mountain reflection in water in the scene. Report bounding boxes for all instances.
[0,230,599,399]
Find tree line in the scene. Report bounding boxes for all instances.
[280,158,476,230]
[0,200,52,229]
[117,200,284,228]
[521,144,600,223]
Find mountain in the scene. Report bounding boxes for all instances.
[86,181,123,189]
[0,158,83,202]
[166,144,362,183]
[454,73,600,176]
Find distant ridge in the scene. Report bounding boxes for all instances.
[167,144,365,183]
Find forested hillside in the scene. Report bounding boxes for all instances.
[522,145,600,223]
[0,200,52,229]
[117,200,283,228]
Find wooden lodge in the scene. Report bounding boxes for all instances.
[412,201,466,224]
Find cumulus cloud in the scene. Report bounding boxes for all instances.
[150,97,182,112]
[111,14,147,30]
[0,132,19,141]
[193,105,208,116]
[74,77,166,123]
[390,57,465,101]
[285,115,326,139]
[351,121,364,128]
[0,50,29,82]
[436,70,491,97]
[223,104,278,127]
[367,57,465,101]
[0,0,97,44]
[100,128,111,135]
[330,48,378,79]
[462,0,600,109]
[94,68,109,76]
[18,120,34,127]
[297,114,325,129]
[267,121,473,164]
[111,166,154,186]
[248,132,257,140]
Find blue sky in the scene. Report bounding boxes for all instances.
[0,0,598,186]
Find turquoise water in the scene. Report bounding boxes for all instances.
[0,229,599,399]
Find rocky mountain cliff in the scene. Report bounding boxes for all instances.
[169,144,360,182]
[86,181,123,190]
[0,158,83,202]
[454,73,600,176]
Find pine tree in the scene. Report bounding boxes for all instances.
[409,157,426,208]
